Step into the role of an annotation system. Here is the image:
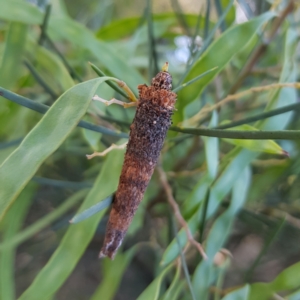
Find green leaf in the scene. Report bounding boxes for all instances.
[161,262,182,300]
[162,149,254,267]
[137,264,174,300]
[0,77,115,222]
[271,261,300,291]
[248,283,272,300]
[248,262,300,300]
[203,111,219,179]
[81,127,101,151]
[222,124,288,155]
[91,246,137,300]
[0,189,89,250]
[0,22,27,89]
[70,195,112,224]
[0,0,43,24]
[174,11,276,123]
[0,0,144,89]
[96,13,213,40]
[160,209,201,266]
[26,38,75,92]
[192,167,251,297]
[257,27,299,130]
[221,285,250,300]
[47,16,144,89]
[0,183,36,300]
[19,150,125,300]
[221,0,236,28]
[166,25,298,264]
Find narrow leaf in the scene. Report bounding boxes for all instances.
[0,77,114,221]
[223,124,289,156]
[137,264,174,300]
[70,195,112,224]
[19,150,124,300]
[0,22,27,89]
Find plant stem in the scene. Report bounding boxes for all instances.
[170,126,300,140]
[0,87,128,138]
[215,102,300,129]
[89,62,130,99]
[39,4,51,45]
[23,59,58,99]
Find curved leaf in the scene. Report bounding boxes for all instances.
[0,189,89,250]
[221,285,250,300]
[26,38,75,92]
[137,264,174,300]
[0,77,115,221]
[0,184,36,300]
[0,0,43,24]
[47,16,144,89]
[0,0,144,89]
[70,195,112,224]
[223,124,288,155]
[96,13,214,40]
[91,246,137,300]
[0,22,27,89]
[18,150,125,300]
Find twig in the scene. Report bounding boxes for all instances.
[215,101,300,130]
[0,86,129,138]
[23,59,58,100]
[89,62,131,100]
[167,167,204,178]
[187,82,300,125]
[86,143,127,159]
[92,95,138,108]
[157,166,207,259]
[170,126,300,140]
[38,4,51,45]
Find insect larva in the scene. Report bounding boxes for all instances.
[99,63,177,259]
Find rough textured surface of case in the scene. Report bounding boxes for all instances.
[100,68,177,259]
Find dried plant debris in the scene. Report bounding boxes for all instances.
[100,63,177,259]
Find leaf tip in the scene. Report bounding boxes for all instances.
[282,150,290,157]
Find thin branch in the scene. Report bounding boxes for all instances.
[23,59,58,99]
[0,87,128,138]
[89,62,138,101]
[39,4,52,45]
[45,35,83,82]
[146,0,159,78]
[157,166,207,259]
[215,101,300,129]
[172,66,218,93]
[199,189,210,243]
[170,126,300,140]
[188,82,300,125]
[86,143,127,159]
[2,87,300,140]
[32,176,93,189]
[92,95,138,108]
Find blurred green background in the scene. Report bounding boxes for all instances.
[0,0,300,299]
